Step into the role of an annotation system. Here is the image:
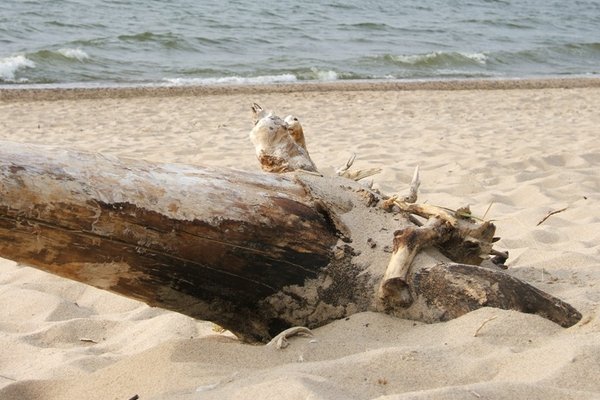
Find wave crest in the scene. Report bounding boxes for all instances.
[164,68,342,86]
[163,74,298,86]
[380,52,488,67]
[57,48,90,61]
[118,31,191,50]
[0,55,35,82]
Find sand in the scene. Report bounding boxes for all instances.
[1,79,599,399]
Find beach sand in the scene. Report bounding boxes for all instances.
[1,79,599,399]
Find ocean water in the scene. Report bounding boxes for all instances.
[1,0,599,87]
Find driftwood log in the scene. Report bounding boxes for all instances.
[0,108,581,342]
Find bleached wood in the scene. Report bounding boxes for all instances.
[249,104,317,173]
[378,218,452,309]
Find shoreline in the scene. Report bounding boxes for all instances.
[2,76,600,102]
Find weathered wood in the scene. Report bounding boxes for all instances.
[0,140,341,341]
[378,217,453,309]
[249,104,317,173]
[0,138,582,342]
[374,214,580,328]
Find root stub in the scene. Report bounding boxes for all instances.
[411,263,582,328]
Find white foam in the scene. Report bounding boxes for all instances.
[163,70,343,86]
[163,74,298,86]
[463,52,488,64]
[57,48,90,61]
[391,51,488,65]
[312,68,338,81]
[0,55,35,82]
[393,52,440,64]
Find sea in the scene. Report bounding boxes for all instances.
[1,0,599,88]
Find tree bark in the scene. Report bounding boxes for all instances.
[0,140,343,341]
[0,140,582,342]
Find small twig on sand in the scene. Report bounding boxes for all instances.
[482,201,494,221]
[537,207,568,226]
[473,315,498,337]
[0,374,16,382]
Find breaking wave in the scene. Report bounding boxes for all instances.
[56,48,90,61]
[163,69,341,86]
[373,52,488,67]
[163,74,298,86]
[28,48,91,63]
[0,55,35,82]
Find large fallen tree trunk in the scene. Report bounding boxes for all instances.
[0,141,347,341]
[0,118,581,342]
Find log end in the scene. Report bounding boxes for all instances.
[377,277,412,310]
